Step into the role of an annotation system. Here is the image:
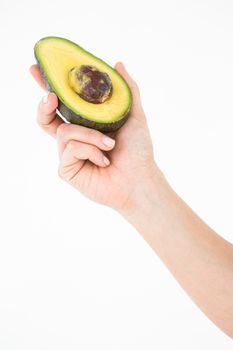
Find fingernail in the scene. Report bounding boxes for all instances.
[103,156,110,166]
[42,93,49,104]
[102,135,115,148]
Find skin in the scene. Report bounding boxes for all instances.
[30,62,233,338]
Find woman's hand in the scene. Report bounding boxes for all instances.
[30,62,158,212]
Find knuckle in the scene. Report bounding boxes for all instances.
[85,127,95,138]
[85,127,100,140]
[86,128,103,144]
[56,123,69,138]
[66,140,76,151]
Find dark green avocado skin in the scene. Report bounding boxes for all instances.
[37,62,131,133]
[57,101,129,133]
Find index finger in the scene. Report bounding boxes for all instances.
[30,64,65,138]
[30,64,48,91]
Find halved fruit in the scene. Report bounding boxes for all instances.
[34,36,132,132]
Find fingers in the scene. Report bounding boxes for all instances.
[57,124,115,176]
[59,140,111,176]
[30,64,48,91]
[56,123,115,157]
[37,92,64,138]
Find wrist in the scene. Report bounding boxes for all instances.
[118,163,170,224]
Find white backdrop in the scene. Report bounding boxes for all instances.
[0,0,233,348]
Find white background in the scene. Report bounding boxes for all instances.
[0,0,233,348]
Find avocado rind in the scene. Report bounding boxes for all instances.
[58,99,130,133]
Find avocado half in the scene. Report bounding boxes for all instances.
[34,36,132,132]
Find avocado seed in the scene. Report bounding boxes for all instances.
[68,65,112,103]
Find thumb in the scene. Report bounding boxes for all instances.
[114,62,144,115]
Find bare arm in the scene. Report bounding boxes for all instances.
[120,167,233,338]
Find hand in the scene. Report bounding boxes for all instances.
[30,62,159,212]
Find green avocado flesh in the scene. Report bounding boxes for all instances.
[34,36,132,132]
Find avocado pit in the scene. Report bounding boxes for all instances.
[68,65,112,104]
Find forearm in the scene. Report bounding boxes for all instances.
[120,166,233,338]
